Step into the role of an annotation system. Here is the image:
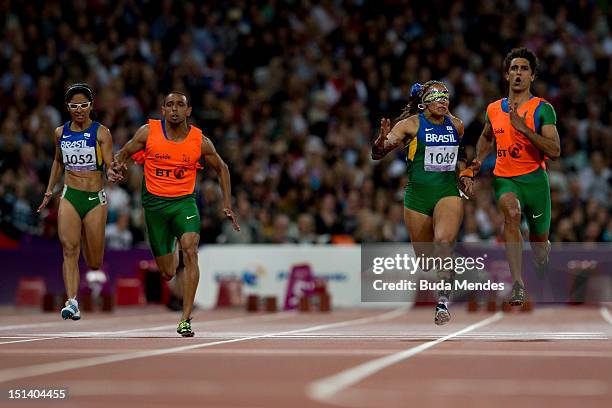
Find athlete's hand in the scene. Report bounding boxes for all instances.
[509,103,530,135]
[37,191,53,213]
[223,208,241,231]
[459,177,475,198]
[374,118,391,147]
[112,157,128,173]
[458,160,480,198]
[106,167,122,183]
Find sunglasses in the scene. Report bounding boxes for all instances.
[67,102,92,110]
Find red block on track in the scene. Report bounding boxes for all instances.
[16,277,46,307]
[115,277,145,306]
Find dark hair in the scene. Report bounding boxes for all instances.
[503,47,538,75]
[164,91,191,107]
[396,80,446,122]
[65,83,93,103]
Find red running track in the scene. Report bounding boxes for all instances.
[0,305,611,408]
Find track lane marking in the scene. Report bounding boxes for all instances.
[306,312,503,403]
[0,337,60,345]
[600,306,612,325]
[0,307,408,383]
[4,348,612,358]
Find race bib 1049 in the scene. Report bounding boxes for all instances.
[424,145,458,172]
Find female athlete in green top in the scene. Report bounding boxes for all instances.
[372,80,467,325]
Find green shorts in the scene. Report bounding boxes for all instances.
[494,168,551,236]
[404,182,460,216]
[61,185,107,219]
[143,196,200,257]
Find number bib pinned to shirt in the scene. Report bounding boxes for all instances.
[424,145,458,172]
[61,140,97,171]
[59,121,101,172]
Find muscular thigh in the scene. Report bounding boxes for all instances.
[432,196,463,243]
[81,203,108,267]
[58,198,82,248]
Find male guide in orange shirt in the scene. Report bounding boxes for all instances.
[114,91,240,337]
[460,47,561,306]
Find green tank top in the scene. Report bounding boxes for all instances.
[406,113,460,185]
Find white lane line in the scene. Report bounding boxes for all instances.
[4,347,612,359]
[0,312,171,331]
[334,379,607,406]
[74,311,294,337]
[600,307,612,325]
[4,312,294,339]
[306,311,503,403]
[0,337,60,345]
[0,337,39,339]
[0,307,408,383]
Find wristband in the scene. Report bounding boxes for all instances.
[459,160,481,179]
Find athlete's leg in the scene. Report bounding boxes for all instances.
[58,199,82,299]
[432,196,463,280]
[178,232,200,322]
[404,207,434,260]
[498,192,524,286]
[81,204,108,271]
[523,169,552,278]
[145,206,179,280]
[431,196,463,325]
[432,196,463,248]
[155,251,178,281]
[530,232,550,265]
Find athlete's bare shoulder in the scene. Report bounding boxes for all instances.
[53,126,63,142]
[138,123,151,132]
[96,123,112,139]
[133,123,151,141]
[447,113,464,134]
[201,135,216,152]
[399,114,420,136]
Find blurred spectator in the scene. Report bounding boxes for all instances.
[0,0,609,246]
[105,212,133,250]
[578,151,610,206]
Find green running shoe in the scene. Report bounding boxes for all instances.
[177,317,195,337]
[509,281,526,306]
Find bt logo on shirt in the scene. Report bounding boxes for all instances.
[154,167,188,179]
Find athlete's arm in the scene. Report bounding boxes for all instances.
[113,124,150,171]
[37,127,64,212]
[474,122,494,164]
[459,122,494,196]
[371,116,417,160]
[97,125,121,182]
[509,103,560,160]
[450,115,467,173]
[202,136,240,232]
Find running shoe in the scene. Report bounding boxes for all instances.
[60,300,81,320]
[434,302,451,326]
[177,317,195,337]
[509,281,526,306]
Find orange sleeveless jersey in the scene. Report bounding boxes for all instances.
[487,97,547,177]
[143,119,203,197]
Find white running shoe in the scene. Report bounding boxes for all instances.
[60,300,81,320]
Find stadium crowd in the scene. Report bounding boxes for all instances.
[0,0,610,247]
